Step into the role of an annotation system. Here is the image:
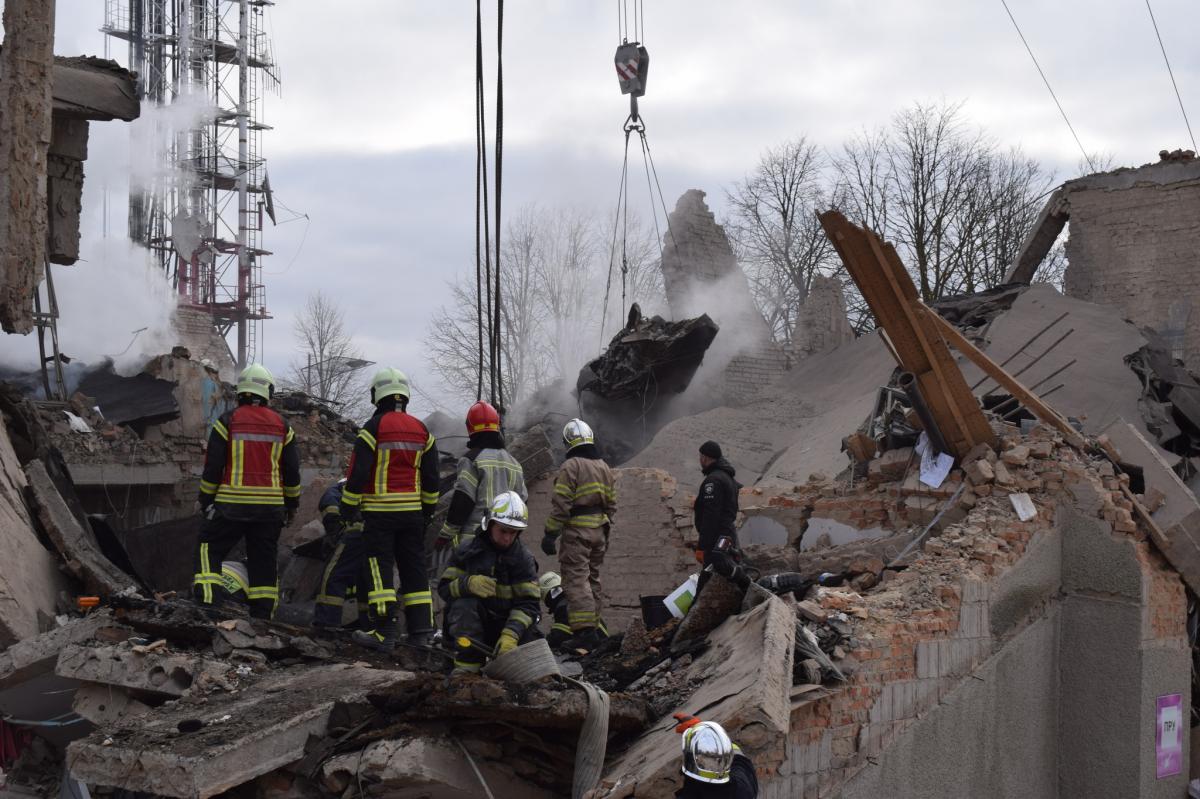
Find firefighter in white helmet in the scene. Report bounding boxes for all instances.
[540,418,617,651]
[437,491,541,675]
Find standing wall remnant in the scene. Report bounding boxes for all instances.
[792,273,855,358]
[0,0,56,333]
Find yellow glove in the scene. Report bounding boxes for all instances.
[496,629,519,655]
[466,575,497,599]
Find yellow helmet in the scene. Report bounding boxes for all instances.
[237,364,275,401]
[370,367,410,405]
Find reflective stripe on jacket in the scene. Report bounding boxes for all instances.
[443,447,527,536]
[199,404,301,508]
[546,454,617,534]
[342,410,440,513]
[437,535,540,637]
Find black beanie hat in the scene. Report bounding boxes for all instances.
[699,440,722,459]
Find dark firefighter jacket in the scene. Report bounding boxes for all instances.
[437,534,541,639]
[693,457,740,551]
[675,752,759,798]
[199,402,301,520]
[340,408,439,516]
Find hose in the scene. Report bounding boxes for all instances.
[481,638,561,682]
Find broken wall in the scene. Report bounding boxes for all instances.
[172,307,237,383]
[1058,158,1200,371]
[792,274,855,358]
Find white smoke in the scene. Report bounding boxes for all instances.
[0,90,219,378]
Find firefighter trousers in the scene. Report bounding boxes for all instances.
[193,513,281,619]
[312,529,371,627]
[558,524,607,632]
[362,511,434,635]
[445,598,537,671]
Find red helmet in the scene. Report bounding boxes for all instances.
[466,401,501,435]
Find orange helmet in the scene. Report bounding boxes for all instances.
[466,401,501,435]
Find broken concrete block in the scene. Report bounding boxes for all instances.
[323,737,558,798]
[599,598,794,794]
[55,643,229,698]
[67,664,410,798]
[1028,440,1054,459]
[796,600,829,623]
[672,574,745,653]
[965,459,995,486]
[869,448,913,483]
[1001,445,1030,467]
[26,459,136,597]
[72,683,151,725]
[962,442,997,465]
[0,612,118,689]
[993,461,1016,487]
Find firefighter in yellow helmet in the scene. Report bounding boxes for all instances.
[341,368,441,652]
[194,365,301,619]
[540,418,616,651]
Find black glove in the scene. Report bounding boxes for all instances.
[283,506,297,527]
[541,534,557,556]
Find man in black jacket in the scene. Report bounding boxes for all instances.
[438,491,541,675]
[693,440,741,591]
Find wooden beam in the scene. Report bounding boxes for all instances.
[919,303,1089,450]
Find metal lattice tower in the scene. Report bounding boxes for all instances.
[102,0,279,368]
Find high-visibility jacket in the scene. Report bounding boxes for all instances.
[341,409,440,514]
[441,444,527,540]
[199,403,301,514]
[545,446,617,536]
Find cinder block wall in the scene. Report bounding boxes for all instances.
[759,470,1190,798]
[1062,162,1200,371]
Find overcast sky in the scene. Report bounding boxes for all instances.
[23,0,1200,415]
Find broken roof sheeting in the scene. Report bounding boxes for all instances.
[78,367,179,426]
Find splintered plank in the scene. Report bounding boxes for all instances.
[818,210,995,457]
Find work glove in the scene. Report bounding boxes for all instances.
[434,525,458,552]
[465,575,497,599]
[283,506,297,527]
[541,534,558,556]
[496,629,519,656]
[672,712,703,734]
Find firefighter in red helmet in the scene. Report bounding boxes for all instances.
[434,401,527,552]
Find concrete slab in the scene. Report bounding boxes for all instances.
[26,458,137,597]
[0,613,117,689]
[66,663,410,798]
[322,737,558,799]
[0,419,69,646]
[596,597,795,797]
[55,643,230,698]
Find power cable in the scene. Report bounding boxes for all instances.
[475,0,489,402]
[1144,0,1198,153]
[494,0,505,413]
[999,0,1095,172]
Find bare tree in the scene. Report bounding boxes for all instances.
[725,137,840,345]
[288,292,371,414]
[834,101,1054,303]
[599,212,665,342]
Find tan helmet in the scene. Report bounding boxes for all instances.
[369,367,410,405]
[538,571,562,601]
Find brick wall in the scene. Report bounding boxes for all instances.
[722,343,791,404]
[1062,160,1200,370]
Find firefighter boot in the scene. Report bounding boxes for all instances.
[352,617,398,653]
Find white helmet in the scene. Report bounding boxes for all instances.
[486,490,528,530]
[562,418,594,450]
[681,721,734,784]
[538,572,562,601]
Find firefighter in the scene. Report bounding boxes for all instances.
[672,716,759,798]
[435,401,527,551]
[342,368,440,652]
[194,364,301,620]
[539,572,572,650]
[540,418,617,651]
[311,479,371,631]
[694,440,743,592]
[438,491,541,675]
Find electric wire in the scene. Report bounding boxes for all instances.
[1144,0,1198,153]
[494,0,505,412]
[999,0,1094,172]
[475,0,489,401]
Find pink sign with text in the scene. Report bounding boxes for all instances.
[1156,693,1183,779]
